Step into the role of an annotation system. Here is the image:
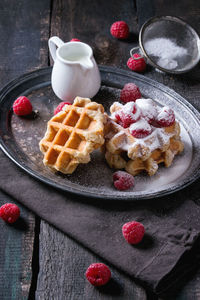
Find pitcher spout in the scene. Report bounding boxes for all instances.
[80,58,94,70]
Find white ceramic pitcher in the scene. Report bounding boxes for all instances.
[48,36,101,102]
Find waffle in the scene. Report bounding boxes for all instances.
[39,97,106,174]
[104,101,184,176]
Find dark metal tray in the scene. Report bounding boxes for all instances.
[0,66,199,200]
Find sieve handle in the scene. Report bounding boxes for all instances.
[130,46,144,60]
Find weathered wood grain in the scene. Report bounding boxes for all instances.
[0,0,50,85]
[36,221,147,300]
[50,0,139,67]
[0,0,50,299]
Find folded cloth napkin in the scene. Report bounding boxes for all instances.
[0,150,200,297]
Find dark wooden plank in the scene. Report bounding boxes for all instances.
[36,221,147,300]
[0,0,50,85]
[50,0,139,68]
[0,0,50,299]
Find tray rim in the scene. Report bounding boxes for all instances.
[0,65,200,200]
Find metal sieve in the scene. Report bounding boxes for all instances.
[130,16,200,74]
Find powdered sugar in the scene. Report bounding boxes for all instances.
[111,101,141,123]
[157,106,174,122]
[144,38,188,70]
[136,98,158,122]
[110,102,123,120]
[122,102,141,122]
[129,118,151,131]
[129,118,152,138]
[126,126,172,157]
[108,100,176,156]
[156,106,175,126]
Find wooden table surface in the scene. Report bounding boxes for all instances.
[0,1,200,299]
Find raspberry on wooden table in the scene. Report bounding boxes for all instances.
[13,96,32,116]
[70,38,80,42]
[0,203,20,224]
[127,53,146,72]
[110,21,129,39]
[120,83,142,103]
[85,263,111,286]
[113,171,135,190]
[54,102,71,115]
[122,221,145,244]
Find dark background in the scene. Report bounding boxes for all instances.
[0,0,200,299]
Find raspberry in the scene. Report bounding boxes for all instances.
[85,263,111,286]
[130,128,151,138]
[127,54,146,72]
[13,96,32,116]
[0,203,20,223]
[110,21,129,39]
[122,221,145,244]
[115,102,141,128]
[54,102,71,115]
[135,98,157,124]
[156,106,175,127]
[70,38,80,42]
[115,111,134,128]
[120,83,142,103]
[129,118,152,138]
[113,171,135,191]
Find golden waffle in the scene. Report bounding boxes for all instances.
[104,102,184,176]
[105,135,184,176]
[39,97,106,174]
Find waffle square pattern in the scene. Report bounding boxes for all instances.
[39,97,106,174]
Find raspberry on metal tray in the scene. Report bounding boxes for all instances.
[54,101,71,115]
[120,83,142,103]
[13,96,32,116]
[113,171,135,190]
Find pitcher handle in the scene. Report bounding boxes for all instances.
[48,36,65,61]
